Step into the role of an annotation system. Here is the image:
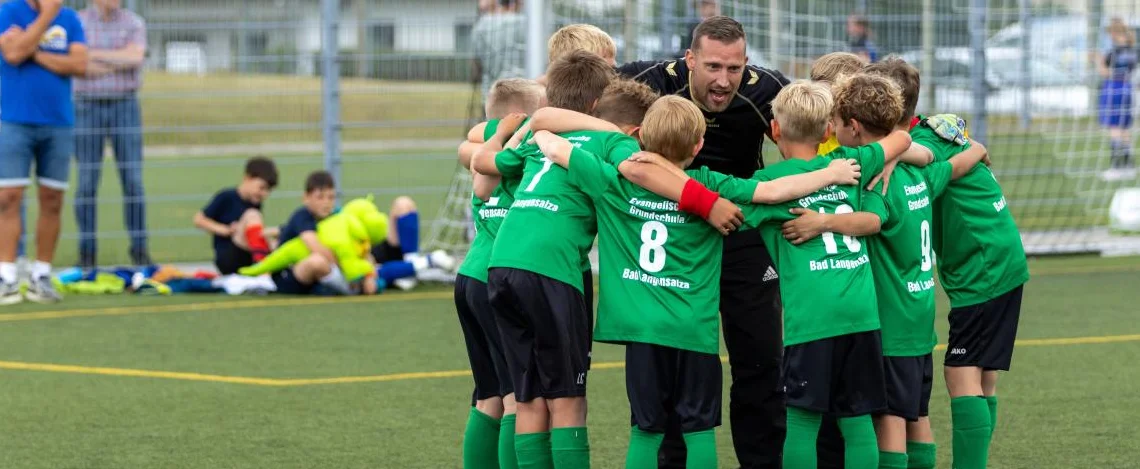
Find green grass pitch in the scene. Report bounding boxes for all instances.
[0,254,1136,468]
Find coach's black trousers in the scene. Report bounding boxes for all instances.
[658,228,786,468]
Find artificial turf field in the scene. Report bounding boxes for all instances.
[0,254,1136,468]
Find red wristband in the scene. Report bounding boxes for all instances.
[679,179,720,219]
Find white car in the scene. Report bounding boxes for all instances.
[898,48,1091,117]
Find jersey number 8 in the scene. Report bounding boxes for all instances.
[639,221,668,272]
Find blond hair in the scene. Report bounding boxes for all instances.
[592,79,660,128]
[810,52,867,83]
[548,24,617,63]
[485,78,546,119]
[832,73,904,137]
[771,80,834,143]
[1108,18,1136,47]
[640,96,707,163]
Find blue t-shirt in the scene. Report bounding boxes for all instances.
[202,188,260,255]
[278,206,319,245]
[1105,45,1137,81]
[0,1,85,126]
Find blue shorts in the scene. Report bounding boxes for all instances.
[0,122,73,190]
[1099,80,1134,128]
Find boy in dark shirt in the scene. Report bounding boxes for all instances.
[271,170,338,294]
[193,156,277,275]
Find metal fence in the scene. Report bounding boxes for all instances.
[14,0,1140,268]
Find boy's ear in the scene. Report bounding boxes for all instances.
[587,98,599,115]
[692,137,705,157]
[820,121,833,144]
[626,126,641,138]
[770,119,781,143]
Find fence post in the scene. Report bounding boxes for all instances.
[320,0,342,198]
[767,0,778,70]
[1087,0,1103,113]
[920,0,934,114]
[525,0,546,80]
[969,0,987,143]
[659,0,674,59]
[1019,0,1031,129]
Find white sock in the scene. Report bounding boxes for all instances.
[32,261,51,279]
[0,262,16,283]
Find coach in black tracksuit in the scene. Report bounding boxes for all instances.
[618,16,789,469]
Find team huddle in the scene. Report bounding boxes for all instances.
[454,16,1029,469]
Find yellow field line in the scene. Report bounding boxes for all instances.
[1,332,1138,387]
[0,290,453,322]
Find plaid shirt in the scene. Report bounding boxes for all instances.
[75,7,145,97]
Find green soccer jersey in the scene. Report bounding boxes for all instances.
[867,162,954,356]
[913,124,1030,307]
[457,119,522,282]
[488,130,641,293]
[565,147,760,354]
[745,144,888,346]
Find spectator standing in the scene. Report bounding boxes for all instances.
[847,14,879,63]
[471,0,525,100]
[678,0,720,58]
[0,0,88,304]
[1098,18,1137,181]
[74,0,149,268]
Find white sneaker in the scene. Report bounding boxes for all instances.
[0,281,22,305]
[393,278,418,291]
[428,250,457,272]
[24,276,61,304]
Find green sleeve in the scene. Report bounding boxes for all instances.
[567,147,618,199]
[604,133,643,164]
[739,202,783,229]
[482,119,501,141]
[688,167,761,204]
[494,145,528,179]
[850,143,886,188]
[751,167,776,182]
[912,127,963,163]
[861,189,890,226]
[921,161,954,198]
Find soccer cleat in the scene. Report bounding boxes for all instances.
[0,281,22,305]
[24,276,62,304]
[393,278,418,291]
[428,250,457,272]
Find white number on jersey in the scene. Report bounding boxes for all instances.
[919,219,933,272]
[524,157,554,192]
[820,204,862,254]
[638,221,668,272]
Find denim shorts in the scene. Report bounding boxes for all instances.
[0,122,73,190]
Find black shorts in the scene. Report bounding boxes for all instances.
[881,354,934,421]
[783,330,887,417]
[215,243,253,276]
[582,269,594,369]
[626,343,722,433]
[945,285,1024,371]
[271,268,314,295]
[455,274,513,402]
[372,240,404,263]
[487,267,591,402]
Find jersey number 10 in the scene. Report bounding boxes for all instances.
[820,205,861,254]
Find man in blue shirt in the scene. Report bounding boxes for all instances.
[0,0,88,304]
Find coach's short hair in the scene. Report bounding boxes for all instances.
[592,79,660,128]
[864,56,920,126]
[485,78,546,119]
[810,52,867,83]
[832,73,904,137]
[548,24,617,64]
[772,81,833,144]
[691,15,745,51]
[545,50,615,114]
[304,170,335,193]
[244,156,279,188]
[641,96,706,164]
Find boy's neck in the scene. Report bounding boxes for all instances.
[778,140,820,161]
[237,185,254,201]
[854,132,889,146]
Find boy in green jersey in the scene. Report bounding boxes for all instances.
[737,77,912,469]
[529,95,861,469]
[454,78,545,469]
[783,58,992,469]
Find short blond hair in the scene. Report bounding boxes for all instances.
[832,73,904,137]
[640,96,707,163]
[548,24,617,64]
[771,80,834,143]
[485,78,546,119]
[810,52,867,83]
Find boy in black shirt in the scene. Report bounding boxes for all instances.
[272,170,338,294]
[194,156,278,275]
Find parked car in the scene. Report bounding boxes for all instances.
[898,48,1091,116]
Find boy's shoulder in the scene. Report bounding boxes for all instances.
[753,156,825,181]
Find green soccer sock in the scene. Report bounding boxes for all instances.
[463,408,500,469]
[783,407,823,468]
[500,414,519,469]
[837,415,879,469]
[878,451,908,469]
[515,432,553,469]
[550,427,589,469]
[625,427,664,469]
[906,441,937,469]
[682,429,718,469]
[950,396,992,469]
[986,395,999,436]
